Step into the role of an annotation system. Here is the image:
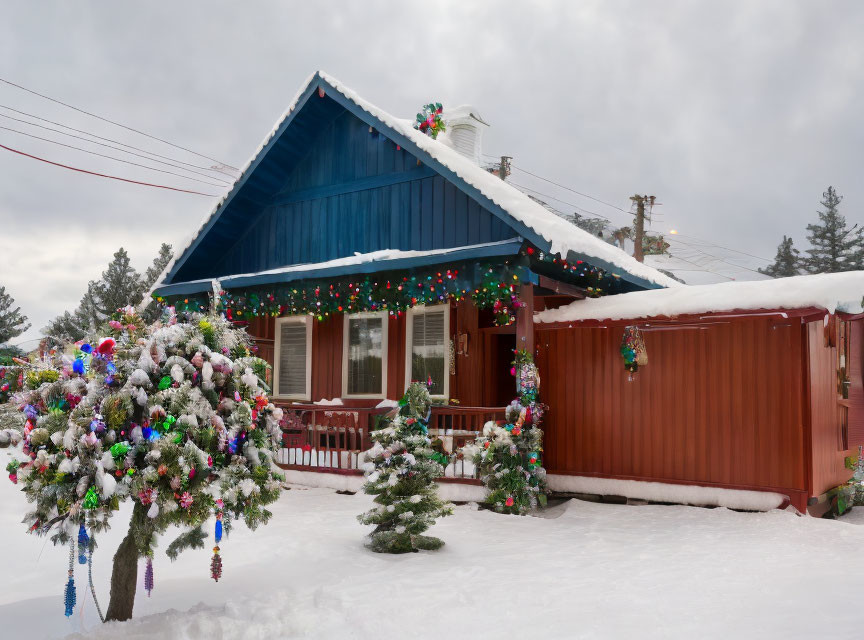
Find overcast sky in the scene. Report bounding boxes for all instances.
[2,1,862,345]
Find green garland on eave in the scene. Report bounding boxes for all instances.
[156,247,622,324]
[159,260,529,326]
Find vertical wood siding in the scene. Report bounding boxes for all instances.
[807,321,855,495]
[846,319,864,446]
[208,111,514,279]
[536,319,807,494]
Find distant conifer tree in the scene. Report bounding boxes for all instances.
[804,187,863,273]
[759,236,801,277]
[0,285,30,344]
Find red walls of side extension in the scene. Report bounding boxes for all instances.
[536,318,808,504]
[807,320,855,497]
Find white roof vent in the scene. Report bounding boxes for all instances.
[438,105,488,165]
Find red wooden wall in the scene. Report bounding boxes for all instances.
[845,320,864,446]
[807,320,855,496]
[536,318,808,497]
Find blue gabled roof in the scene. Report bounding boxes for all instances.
[156,71,680,293]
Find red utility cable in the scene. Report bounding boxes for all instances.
[0,142,220,196]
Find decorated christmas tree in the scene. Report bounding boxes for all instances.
[358,382,453,553]
[474,349,547,514]
[1,306,284,622]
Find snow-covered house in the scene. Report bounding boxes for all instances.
[154,72,863,514]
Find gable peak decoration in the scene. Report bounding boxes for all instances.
[415,102,446,139]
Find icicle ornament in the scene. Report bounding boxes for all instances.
[77,523,89,564]
[64,537,77,617]
[144,557,154,596]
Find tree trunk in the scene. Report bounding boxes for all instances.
[105,503,149,622]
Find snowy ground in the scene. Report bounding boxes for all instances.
[2,451,864,640]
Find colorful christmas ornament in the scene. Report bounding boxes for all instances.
[82,486,99,510]
[77,523,89,565]
[64,538,77,617]
[414,102,446,139]
[144,556,154,597]
[210,546,222,582]
[620,326,648,379]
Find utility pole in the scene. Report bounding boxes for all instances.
[629,194,656,263]
[498,155,512,181]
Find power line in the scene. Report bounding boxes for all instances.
[668,237,768,276]
[507,171,744,281]
[669,232,772,263]
[0,103,237,178]
[0,76,240,171]
[508,163,634,215]
[0,125,230,188]
[0,112,232,185]
[655,251,735,281]
[491,157,774,263]
[0,142,219,196]
[508,180,619,223]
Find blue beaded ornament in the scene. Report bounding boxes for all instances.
[77,523,89,565]
[64,537,77,617]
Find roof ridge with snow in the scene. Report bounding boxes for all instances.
[155,71,682,295]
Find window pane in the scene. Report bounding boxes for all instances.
[348,317,383,395]
[411,309,446,396]
[278,322,307,396]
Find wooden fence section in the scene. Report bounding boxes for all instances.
[275,403,503,480]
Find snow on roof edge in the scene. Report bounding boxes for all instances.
[153,70,679,300]
[534,271,864,324]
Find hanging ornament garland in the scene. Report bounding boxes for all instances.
[621,326,648,380]
[64,536,77,617]
[211,500,224,582]
[414,103,446,139]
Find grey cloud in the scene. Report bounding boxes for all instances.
[1,0,862,342]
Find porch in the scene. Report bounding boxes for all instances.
[274,402,504,480]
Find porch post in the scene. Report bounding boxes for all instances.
[516,283,535,354]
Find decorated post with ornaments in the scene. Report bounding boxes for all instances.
[474,349,547,514]
[0,306,285,622]
[357,382,453,553]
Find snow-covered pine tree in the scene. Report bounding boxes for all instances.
[44,244,172,345]
[143,243,173,292]
[758,235,801,277]
[2,308,284,622]
[358,382,452,553]
[140,244,174,321]
[0,284,30,344]
[804,187,864,273]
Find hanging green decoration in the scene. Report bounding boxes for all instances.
[621,326,648,380]
[82,486,99,510]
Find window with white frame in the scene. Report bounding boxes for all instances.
[405,305,449,398]
[274,316,311,400]
[343,312,388,398]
